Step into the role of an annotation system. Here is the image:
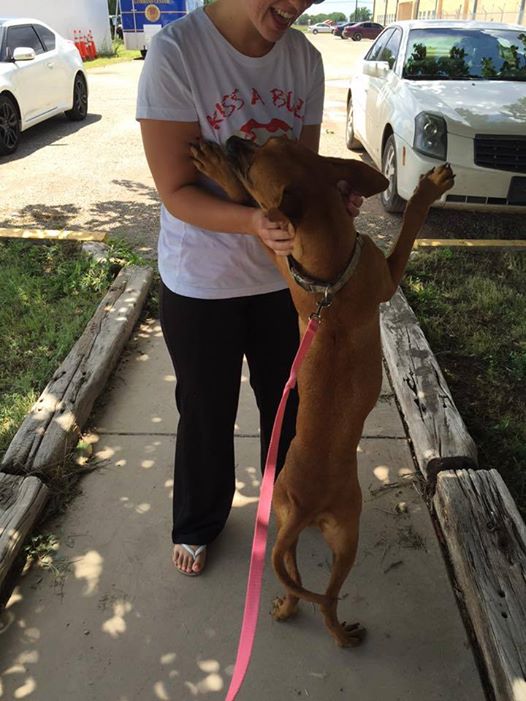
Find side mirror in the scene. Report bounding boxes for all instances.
[13,47,36,62]
[363,60,390,78]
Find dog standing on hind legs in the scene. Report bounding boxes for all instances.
[190,135,454,647]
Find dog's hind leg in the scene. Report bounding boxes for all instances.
[319,515,366,647]
[271,533,301,621]
[271,509,328,613]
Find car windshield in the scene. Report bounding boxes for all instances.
[403,27,526,81]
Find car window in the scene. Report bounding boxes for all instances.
[365,28,395,61]
[33,24,56,52]
[6,25,45,58]
[382,27,403,69]
[403,27,526,81]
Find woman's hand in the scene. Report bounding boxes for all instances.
[337,180,364,218]
[250,209,295,256]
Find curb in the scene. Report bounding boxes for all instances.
[0,264,153,606]
[381,287,526,701]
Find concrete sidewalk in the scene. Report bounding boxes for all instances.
[0,317,486,701]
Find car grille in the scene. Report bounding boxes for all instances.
[445,194,521,206]
[474,135,526,174]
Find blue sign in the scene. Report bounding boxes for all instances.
[122,0,190,32]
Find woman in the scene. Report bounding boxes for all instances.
[137,0,361,576]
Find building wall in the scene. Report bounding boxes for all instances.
[1,0,112,54]
[373,0,525,25]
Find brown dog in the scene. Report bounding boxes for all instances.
[190,136,454,646]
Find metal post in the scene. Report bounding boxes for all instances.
[518,0,525,24]
[131,0,138,49]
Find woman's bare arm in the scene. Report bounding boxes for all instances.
[140,119,295,254]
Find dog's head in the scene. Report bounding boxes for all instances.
[225,135,387,232]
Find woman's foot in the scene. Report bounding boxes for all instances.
[173,544,207,576]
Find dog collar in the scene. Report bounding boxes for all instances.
[287,234,364,298]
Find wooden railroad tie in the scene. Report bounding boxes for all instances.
[0,227,107,242]
[413,239,526,251]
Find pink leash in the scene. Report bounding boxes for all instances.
[225,316,320,701]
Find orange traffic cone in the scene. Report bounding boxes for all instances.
[76,29,89,60]
[86,29,97,60]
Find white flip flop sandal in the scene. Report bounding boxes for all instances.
[175,544,207,576]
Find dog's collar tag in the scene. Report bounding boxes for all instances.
[287,234,364,298]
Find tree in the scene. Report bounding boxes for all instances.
[349,7,371,22]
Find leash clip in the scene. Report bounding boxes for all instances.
[309,287,333,322]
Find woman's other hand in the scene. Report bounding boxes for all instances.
[250,209,294,256]
[337,180,364,218]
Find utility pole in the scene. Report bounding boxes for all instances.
[355,0,358,21]
[518,0,525,24]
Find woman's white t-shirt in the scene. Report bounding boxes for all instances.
[136,8,324,299]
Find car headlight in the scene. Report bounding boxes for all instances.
[413,112,447,160]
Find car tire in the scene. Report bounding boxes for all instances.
[345,99,362,151]
[341,33,348,40]
[312,29,318,34]
[381,135,405,213]
[0,94,20,155]
[65,74,88,121]
[352,32,362,41]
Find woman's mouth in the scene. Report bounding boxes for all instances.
[270,6,295,30]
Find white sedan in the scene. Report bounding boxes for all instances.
[0,17,88,155]
[346,20,526,212]
[308,22,334,34]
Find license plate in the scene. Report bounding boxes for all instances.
[508,177,526,205]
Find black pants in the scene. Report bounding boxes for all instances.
[160,283,299,546]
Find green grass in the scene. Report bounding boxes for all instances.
[403,248,526,515]
[0,240,144,459]
[84,39,141,70]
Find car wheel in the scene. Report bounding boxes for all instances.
[65,74,88,121]
[345,99,362,151]
[352,32,362,41]
[0,94,20,155]
[312,29,318,34]
[381,135,405,213]
[341,33,348,40]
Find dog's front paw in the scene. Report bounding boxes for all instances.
[190,140,248,203]
[413,163,455,207]
[190,140,229,181]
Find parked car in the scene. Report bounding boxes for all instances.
[346,20,526,212]
[332,22,354,39]
[0,17,88,155]
[308,22,333,35]
[342,21,384,41]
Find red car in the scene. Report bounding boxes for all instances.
[342,21,384,41]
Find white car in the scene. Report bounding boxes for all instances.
[0,17,88,155]
[308,22,333,35]
[346,20,526,212]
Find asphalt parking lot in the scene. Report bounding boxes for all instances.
[0,32,524,254]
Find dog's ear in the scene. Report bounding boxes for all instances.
[266,185,303,230]
[336,159,389,197]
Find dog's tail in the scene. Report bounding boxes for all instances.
[272,519,331,607]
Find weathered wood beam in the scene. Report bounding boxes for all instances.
[380,288,478,483]
[1,265,153,476]
[434,469,526,701]
[0,227,107,242]
[0,474,49,606]
[413,239,526,251]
